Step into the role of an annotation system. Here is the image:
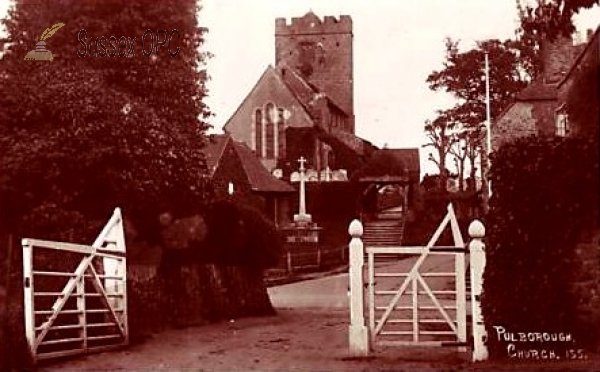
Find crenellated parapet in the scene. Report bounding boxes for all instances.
[276,12,352,36]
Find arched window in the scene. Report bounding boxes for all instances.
[277,108,286,159]
[328,150,336,170]
[254,108,262,154]
[265,103,276,159]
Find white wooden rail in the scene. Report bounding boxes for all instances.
[348,204,489,362]
[22,208,128,363]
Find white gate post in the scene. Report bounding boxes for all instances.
[348,219,369,356]
[468,220,488,362]
[21,239,36,359]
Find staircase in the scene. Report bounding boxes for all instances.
[362,207,406,246]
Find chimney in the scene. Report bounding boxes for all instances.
[540,34,576,84]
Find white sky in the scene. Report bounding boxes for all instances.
[1,1,598,175]
[197,1,598,175]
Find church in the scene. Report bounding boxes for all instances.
[220,11,420,228]
[223,11,379,181]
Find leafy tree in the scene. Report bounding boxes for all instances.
[0,0,212,241]
[427,38,529,123]
[515,0,599,79]
[424,38,528,189]
[518,0,599,40]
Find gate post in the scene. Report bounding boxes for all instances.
[348,219,369,356]
[468,220,488,362]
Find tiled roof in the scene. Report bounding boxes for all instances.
[387,149,420,182]
[232,141,295,193]
[515,78,557,101]
[203,133,230,176]
[559,26,599,88]
[201,134,294,193]
[324,127,374,156]
[275,63,349,118]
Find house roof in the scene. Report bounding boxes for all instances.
[558,26,599,88]
[352,148,420,184]
[232,141,295,193]
[201,134,294,194]
[514,29,600,101]
[203,134,231,176]
[515,78,557,101]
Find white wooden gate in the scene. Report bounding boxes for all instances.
[21,208,128,362]
[349,204,474,355]
[366,204,467,348]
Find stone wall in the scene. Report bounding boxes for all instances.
[557,29,599,138]
[492,102,538,151]
[540,36,578,84]
[275,12,354,124]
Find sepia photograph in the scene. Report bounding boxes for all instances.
[0,0,599,370]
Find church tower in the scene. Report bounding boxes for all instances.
[275,12,354,133]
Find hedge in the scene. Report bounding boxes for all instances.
[482,135,599,358]
[0,199,280,369]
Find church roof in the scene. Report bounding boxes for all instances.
[222,65,315,133]
[275,63,349,118]
[319,126,375,157]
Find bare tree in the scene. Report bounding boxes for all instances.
[423,112,459,190]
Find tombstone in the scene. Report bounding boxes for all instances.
[332,169,348,181]
[320,167,333,182]
[306,169,319,182]
[290,171,301,183]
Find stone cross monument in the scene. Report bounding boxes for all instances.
[294,156,312,224]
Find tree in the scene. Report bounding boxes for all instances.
[422,113,458,190]
[518,0,599,40]
[515,0,599,79]
[0,0,212,241]
[424,38,529,189]
[427,38,529,123]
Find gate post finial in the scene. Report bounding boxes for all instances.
[468,219,488,362]
[348,219,369,356]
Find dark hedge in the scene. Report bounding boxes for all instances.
[202,200,283,269]
[482,135,599,358]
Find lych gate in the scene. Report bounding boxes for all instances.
[21,208,128,363]
[348,203,488,361]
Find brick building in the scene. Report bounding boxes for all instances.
[556,27,599,139]
[223,12,376,178]
[492,31,594,151]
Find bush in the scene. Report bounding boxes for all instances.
[203,200,283,269]
[404,187,477,246]
[482,135,599,358]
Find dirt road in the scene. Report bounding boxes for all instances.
[39,255,600,371]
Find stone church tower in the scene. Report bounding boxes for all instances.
[275,12,355,133]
